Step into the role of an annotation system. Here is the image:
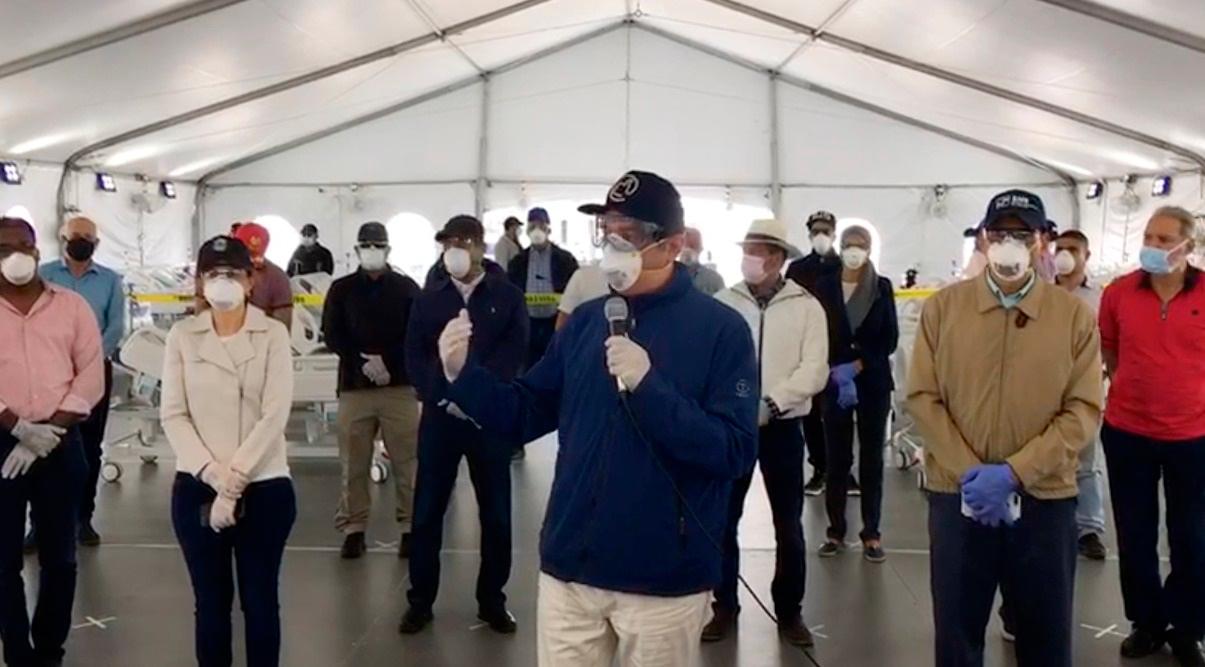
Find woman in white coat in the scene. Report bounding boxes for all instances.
[161,235,295,667]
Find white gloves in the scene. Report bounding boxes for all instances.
[361,354,391,386]
[209,495,238,532]
[439,400,481,429]
[200,464,249,500]
[12,420,65,458]
[438,309,473,382]
[605,336,651,392]
[1,445,37,479]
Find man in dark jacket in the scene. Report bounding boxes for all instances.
[786,210,843,496]
[400,215,529,637]
[435,172,758,666]
[287,223,335,276]
[323,222,422,560]
[508,206,579,370]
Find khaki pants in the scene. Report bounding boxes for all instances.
[334,386,419,535]
[537,573,711,667]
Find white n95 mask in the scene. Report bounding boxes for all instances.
[841,247,869,271]
[444,248,472,279]
[811,234,833,255]
[204,278,245,312]
[1054,250,1077,276]
[0,252,37,286]
[740,255,767,285]
[358,248,388,271]
[529,229,548,246]
[987,240,1032,281]
[600,245,644,292]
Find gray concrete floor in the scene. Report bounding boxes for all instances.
[34,431,1178,666]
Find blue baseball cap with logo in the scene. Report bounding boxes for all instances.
[978,189,1047,232]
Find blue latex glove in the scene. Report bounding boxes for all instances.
[961,465,1019,526]
[831,362,859,386]
[836,378,858,410]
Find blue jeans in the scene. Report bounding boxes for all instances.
[0,429,86,666]
[929,492,1077,667]
[1075,438,1106,537]
[172,474,296,667]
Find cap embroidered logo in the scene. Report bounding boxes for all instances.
[608,174,640,203]
[214,238,227,252]
[995,194,1033,211]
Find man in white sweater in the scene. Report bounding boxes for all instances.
[705,218,830,646]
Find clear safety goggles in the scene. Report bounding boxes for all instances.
[984,229,1036,244]
[592,214,663,250]
[201,268,249,282]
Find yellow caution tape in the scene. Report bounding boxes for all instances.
[133,293,326,306]
[293,294,324,306]
[525,293,562,306]
[895,288,941,299]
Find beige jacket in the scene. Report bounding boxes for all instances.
[161,307,293,482]
[906,275,1103,498]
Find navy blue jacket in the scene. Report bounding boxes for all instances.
[814,272,899,396]
[405,271,529,454]
[447,266,759,596]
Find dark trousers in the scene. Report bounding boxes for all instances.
[172,474,296,667]
[1102,423,1205,640]
[824,388,890,542]
[526,316,556,370]
[0,430,86,666]
[407,420,512,613]
[716,420,806,621]
[79,360,113,525]
[929,492,1077,667]
[801,400,826,476]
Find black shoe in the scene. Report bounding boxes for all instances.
[863,543,886,563]
[23,529,36,555]
[78,522,101,547]
[340,532,366,560]
[478,608,517,635]
[701,606,737,642]
[1078,533,1107,561]
[511,447,525,462]
[398,607,434,635]
[1171,633,1205,667]
[398,532,411,559]
[818,540,843,558]
[804,473,826,497]
[778,616,815,648]
[848,476,861,496]
[1121,628,1166,659]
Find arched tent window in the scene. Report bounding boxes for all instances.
[485,202,594,262]
[253,215,300,269]
[385,212,438,280]
[837,217,883,267]
[4,206,33,224]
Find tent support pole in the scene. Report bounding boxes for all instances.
[1035,0,1205,56]
[476,75,491,220]
[769,74,782,217]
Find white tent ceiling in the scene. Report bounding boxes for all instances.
[1,0,1203,186]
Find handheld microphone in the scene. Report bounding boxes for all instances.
[604,296,631,392]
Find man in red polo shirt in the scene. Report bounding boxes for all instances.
[1099,206,1205,667]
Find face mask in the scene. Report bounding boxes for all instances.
[203,277,245,312]
[444,247,472,279]
[987,239,1032,281]
[842,247,869,271]
[600,244,645,292]
[811,234,833,255]
[679,249,699,266]
[65,237,96,262]
[301,237,316,248]
[740,255,767,284]
[1,252,37,286]
[358,247,387,271]
[1054,250,1077,276]
[529,229,548,246]
[1139,241,1188,275]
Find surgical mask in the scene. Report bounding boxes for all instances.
[679,249,699,266]
[600,244,644,292]
[358,247,387,271]
[203,277,245,312]
[811,234,833,255]
[0,252,36,286]
[65,237,96,262]
[841,247,869,271]
[1054,250,1077,276]
[740,255,767,284]
[987,239,1032,281]
[529,229,548,246]
[1139,241,1187,275]
[444,247,472,279]
[301,236,316,248]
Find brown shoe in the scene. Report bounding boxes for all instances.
[701,606,737,642]
[779,616,815,648]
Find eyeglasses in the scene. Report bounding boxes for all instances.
[984,229,1036,244]
[357,242,388,250]
[440,237,478,250]
[592,214,662,249]
[202,268,248,281]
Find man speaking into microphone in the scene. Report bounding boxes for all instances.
[436,170,758,667]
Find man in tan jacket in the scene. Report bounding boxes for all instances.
[907,190,1102,667]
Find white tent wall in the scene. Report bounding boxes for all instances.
[0,163,195,270]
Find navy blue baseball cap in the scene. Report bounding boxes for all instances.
[979,189,1047,231]
[527,207,550,224]
[578,170,685,236]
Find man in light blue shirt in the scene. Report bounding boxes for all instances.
[36,216,125,548]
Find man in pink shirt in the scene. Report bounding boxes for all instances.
[0,216,104,666]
